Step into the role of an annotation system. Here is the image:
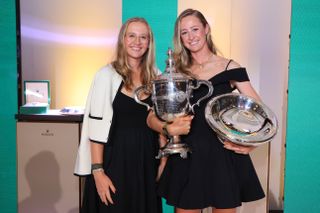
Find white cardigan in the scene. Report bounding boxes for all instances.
[74,64,123,175]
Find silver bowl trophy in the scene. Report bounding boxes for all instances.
[134,48,213,159]
[205,93,278,146]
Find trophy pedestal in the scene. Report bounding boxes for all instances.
[156,137,191,159]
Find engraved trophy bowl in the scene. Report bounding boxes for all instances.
[205,93,278,146]
[134,48,213,159]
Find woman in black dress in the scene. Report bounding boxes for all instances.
[147,9,265,213]
[74,17,163,213]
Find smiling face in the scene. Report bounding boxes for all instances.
[124,21,150,64]
[179,15,209,54]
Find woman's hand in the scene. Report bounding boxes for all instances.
[147,111,193,136]
[156,156,168,181]
[156,134,168,181]
[223,141,256,154]
[93,171,116,205]
[167,115,193,136]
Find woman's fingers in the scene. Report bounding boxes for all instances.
[181,115,194,125]
[105,189,114,205]
[94,173,116,205]
[166,115,194,136]
[104,197,108,206]
[223,141,255,154]
[98,190,107,205]
[109,182,116,194]
[99,186,114,205]
[105,178,116,204]
[177,115,193,134]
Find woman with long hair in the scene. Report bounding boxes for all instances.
[147,9,265,213]
[75,17,162,213]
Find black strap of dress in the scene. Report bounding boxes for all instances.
[211,60,250,86]
[225,59,233,70]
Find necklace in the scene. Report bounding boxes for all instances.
[193,54,214,70]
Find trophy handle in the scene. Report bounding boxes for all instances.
[133,85,153,111]
[189,80,214,113]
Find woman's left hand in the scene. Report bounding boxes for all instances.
[223,141,256,154]
[156,157,167,181]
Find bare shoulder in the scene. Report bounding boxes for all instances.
[214,56,241,70]
[226,60,241,70]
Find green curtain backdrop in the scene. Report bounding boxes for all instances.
[122,1,177,212]
[0,1,18,213]
[122,0,177,71]
[284,1,320,212]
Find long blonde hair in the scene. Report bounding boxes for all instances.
[112,17,157,90]
[173,9,217,77]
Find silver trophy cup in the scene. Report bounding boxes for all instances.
[134,48,213,158]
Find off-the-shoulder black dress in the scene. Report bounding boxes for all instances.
[157,66,265,209]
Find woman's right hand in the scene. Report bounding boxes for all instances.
[93,171,116,205]
[167,115,194,136]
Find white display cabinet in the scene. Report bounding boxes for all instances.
[16,114,83,213]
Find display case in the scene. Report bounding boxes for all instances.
[16,113,84,213]
[19,80,50,114]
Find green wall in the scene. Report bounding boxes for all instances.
[122,1,177,212]
[0,1,18,212]
[284,1,320,212]
[122,0,177,71]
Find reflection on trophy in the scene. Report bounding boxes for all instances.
[134,48,213,159]
[205,93,278,146]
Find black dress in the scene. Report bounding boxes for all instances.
[81,84,162,213]
[157,67,265,209]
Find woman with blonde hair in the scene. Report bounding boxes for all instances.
[147,9,265,213]
[75,17,162,213]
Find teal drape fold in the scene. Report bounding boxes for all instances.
[284,1,320,213]
[0,1,18,213]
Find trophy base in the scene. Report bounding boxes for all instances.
[156,142,191,159]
